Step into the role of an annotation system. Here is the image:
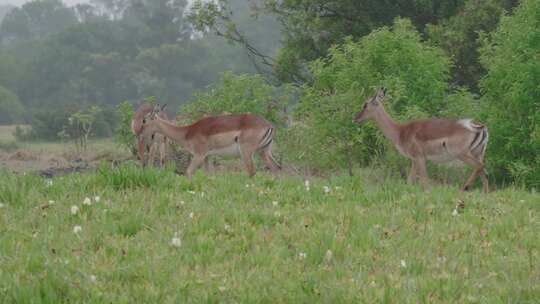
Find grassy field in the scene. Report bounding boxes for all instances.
[0,164,538,303]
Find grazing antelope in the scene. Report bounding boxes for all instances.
[132,103,170,167]
[139,105,281,178]
[354,88,489,193]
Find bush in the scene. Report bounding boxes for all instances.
[294,18,451,171]
[114,101,137,155]
[16,105,117,142]
[0,140,19,152]
[0,86,24,124]
[479,0,540,187]
[181,72,295,126]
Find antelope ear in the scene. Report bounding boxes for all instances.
[374,87,386,104]
[160,104,167,111]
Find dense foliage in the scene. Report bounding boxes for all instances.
[479,0,540,187]
[182,72,294,126]
[0,85,23,124]
[292,19,452,170]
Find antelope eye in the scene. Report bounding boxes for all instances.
[142,119,146,124]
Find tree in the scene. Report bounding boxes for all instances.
[0,5,14,25]
[190,0,466,83]
[294,19,451,171]
[0,0,78,45]
[60,106,103,151]
[479,0,540,187]
[427,0,518,91]
[0,86,24,124]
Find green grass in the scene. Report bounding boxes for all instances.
[0,165,538,303]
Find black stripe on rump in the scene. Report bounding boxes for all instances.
[259,128,273,148]
[471,128,488,151]
[469,131,481,149]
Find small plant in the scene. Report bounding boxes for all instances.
[61,106,102,152]
[0,140,19,152]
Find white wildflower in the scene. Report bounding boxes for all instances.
[323,186,331,194]
[400,260,407,268]
[170,233,182,247]
[224,224,231,232]
[0,203,5,209]
[45,179,53,187]
[325,249,333,262]
[218,286,227,292]
[179,200,185,205]
[89,275,97,283]
[452,209,459,216]
[48,200,55,205]
[73,225,82,234]
[189,212,194,219]
[70,205,79,215]
[298,252,307,259]
[272,201,279,207]
[437,256,446,263]
[94,196,100,203]
[274,211,281,217]
[83,197,92,206]
[188,190,196,195]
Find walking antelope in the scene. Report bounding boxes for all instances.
[139,105,281,178]
[354,88,489,192]
[132,103,170,167]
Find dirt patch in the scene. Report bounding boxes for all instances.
[8,150,38,161]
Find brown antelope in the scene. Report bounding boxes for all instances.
[132,103,170,167]
[139,105,281,178]
[354,88,489,192]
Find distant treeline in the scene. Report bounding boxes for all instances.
[0,0,280,125]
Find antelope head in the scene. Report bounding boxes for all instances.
[141,104,167,127]
[354,87,386,124]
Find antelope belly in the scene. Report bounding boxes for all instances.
[207,144,240,156]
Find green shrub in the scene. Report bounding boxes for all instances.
[294,18,451,171]
[0,140,19,152]
[182,72,294,126]
[114,101,137,155]
[479,0,540,187]
[0,86,24,124]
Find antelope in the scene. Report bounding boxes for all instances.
[354,88,489,193]
[139,105,281,178]
[132,103,170,167]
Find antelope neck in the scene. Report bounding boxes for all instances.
[372,106,401,145]
[153,117,187,143]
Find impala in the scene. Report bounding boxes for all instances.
[354,88,489,192]
[139,105,281,178]
[132,103,170,167]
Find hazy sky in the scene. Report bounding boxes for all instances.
[0,0,88,6]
